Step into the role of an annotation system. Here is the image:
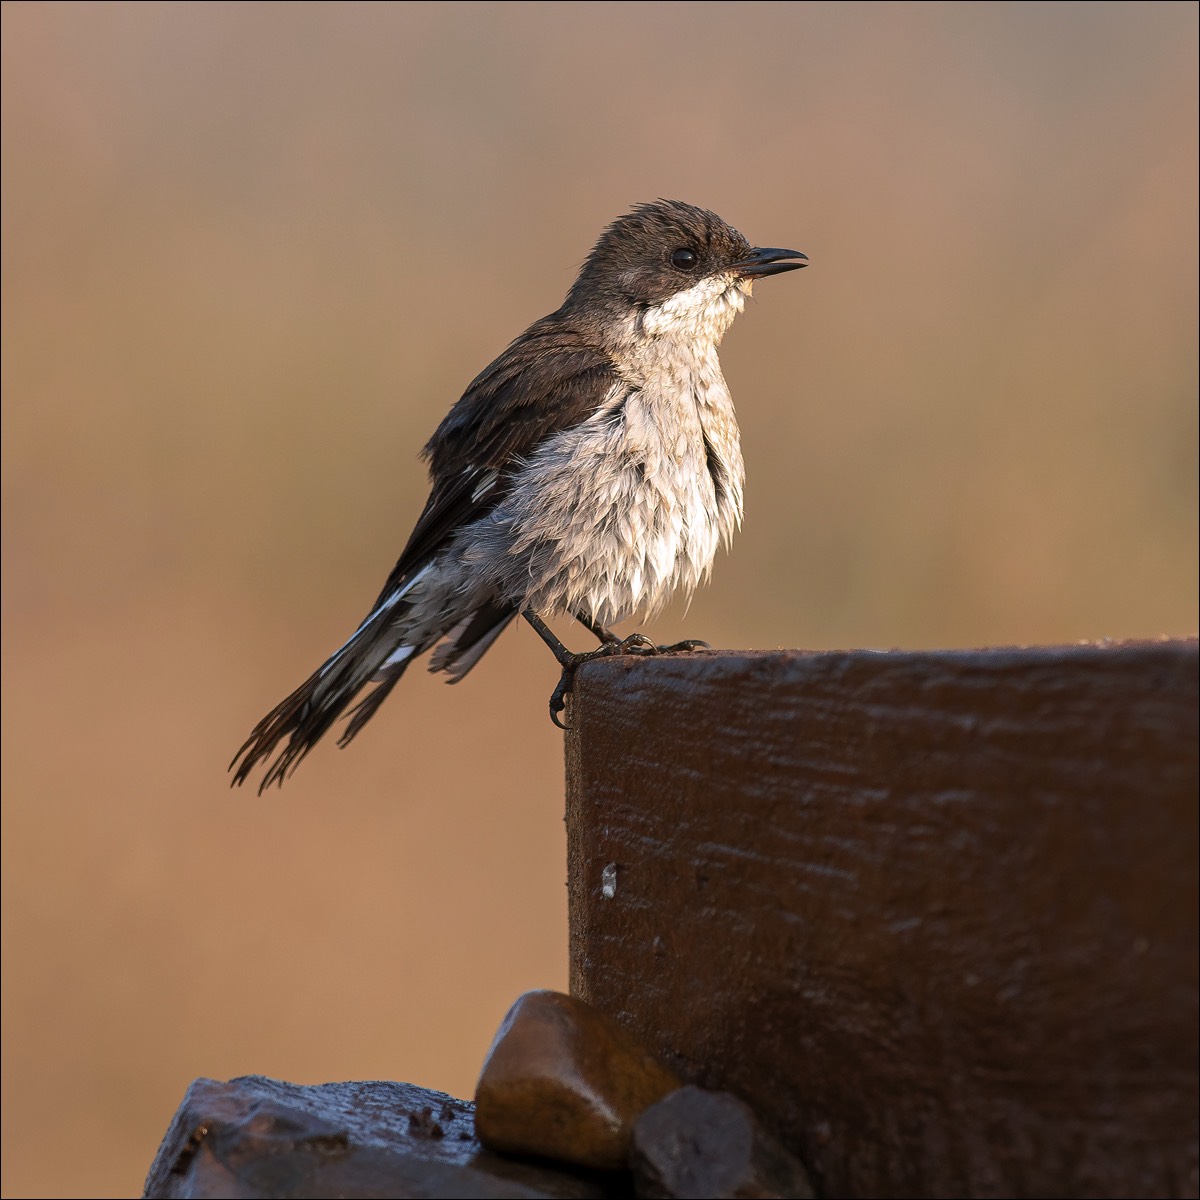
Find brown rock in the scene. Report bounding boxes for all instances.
[143,1074,613,1198]
[474,990,681,1170]
[630,1086,814,1199]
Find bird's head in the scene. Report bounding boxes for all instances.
[566,199,806,343]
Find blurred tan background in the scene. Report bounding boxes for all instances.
[2,2,1196,1196]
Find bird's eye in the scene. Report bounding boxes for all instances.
[670,247,699,271]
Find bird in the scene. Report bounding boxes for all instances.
[231,200,806,791]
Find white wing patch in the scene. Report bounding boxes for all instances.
[471,468,499,502]
[317,562,433,676]
[378,644,415,672]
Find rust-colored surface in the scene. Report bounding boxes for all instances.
[566,641,1199,1199]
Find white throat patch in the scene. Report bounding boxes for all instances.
[641,273,749,344]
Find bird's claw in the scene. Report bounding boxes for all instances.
[547,636,712,730]
[548,642,626,730]
[549,669,575,730]
[656,638,711,653]
[615,632,656,654]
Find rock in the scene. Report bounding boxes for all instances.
[474,990,681,1170]
[143,1075,614,1198]
[629,1086,814,1199]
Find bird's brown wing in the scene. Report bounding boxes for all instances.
[367,314,622,610]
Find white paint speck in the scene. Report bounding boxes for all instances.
[601,863,617,899]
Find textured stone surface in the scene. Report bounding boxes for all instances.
[630,1086,814,1199]
[474,990,681,1170]
[143,1075,615,1198]
[567,641,1200,1198]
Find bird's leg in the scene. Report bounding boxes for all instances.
[523,610,607,730]
[575,612,619,645]
[525,610,713,729]
[523,610,657,730]
[574,612,653,653]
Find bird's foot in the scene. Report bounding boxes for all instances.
[548,634,654,729]
[548,635,711,729]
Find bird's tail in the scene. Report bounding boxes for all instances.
[229,605,419,793]
[230,591,518,792]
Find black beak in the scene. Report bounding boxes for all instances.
[735,247,808,278]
